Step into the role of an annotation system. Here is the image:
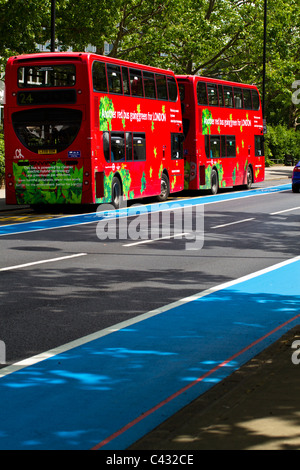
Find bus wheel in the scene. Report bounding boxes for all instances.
[157,173,170,202]
[245,166,253,189]
[112,176,122,209]
[211,169,218,195]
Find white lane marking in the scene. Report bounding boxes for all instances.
[1,254,299,378]
[271,206,300,215]
[211,218,255,229]
[0,184,290,237]
[123,232,190,247]
[0,253,87,272]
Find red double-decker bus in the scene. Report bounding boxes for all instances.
[176,75,265,194]
[4,53,184,207]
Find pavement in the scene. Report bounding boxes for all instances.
[1,165,300,451]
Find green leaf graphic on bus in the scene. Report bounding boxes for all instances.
[99,96,115,131]
[140,172,146,194]
[13,160,83,204]
[202,109,213,135]
[99,168,132,203]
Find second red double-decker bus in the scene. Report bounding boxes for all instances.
[4,53,184,208]
[176,75,265,194]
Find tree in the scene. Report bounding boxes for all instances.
[0,0,50,70]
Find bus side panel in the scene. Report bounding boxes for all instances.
[92,93,184,205]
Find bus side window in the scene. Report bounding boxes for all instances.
[207,84,218,106]
[205,135,210,158]
[234,88,243,109]
[243,89,253,109]
[143,72,156,99]
[255,135,264,156]
[122,67,130,95]
[167,76,178,102]
[130,69,143,97]
[197,82,208,105]
[103,132,110,162]
[107,64,122,94]
[92,61,107,92]
[224,86,234,107]
[226,136,236,158]
[171,133,183,160]
[156,74,168,100]
[133,133,146,161]
[126,132,133,161]
[252,90,260,110]
[218,85,224,106]
[210,136,221,158]
[111,132,125,161]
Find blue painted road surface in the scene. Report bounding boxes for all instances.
[0,256,299,450]
[0,183,290,236]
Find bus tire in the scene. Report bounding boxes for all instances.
[245,166,253,190]
[111,176,122,209]
[157,173,170,202]
[211,169,218,195]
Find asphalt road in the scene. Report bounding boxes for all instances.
[0,177,298,367]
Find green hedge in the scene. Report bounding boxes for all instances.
[264,125,300,166]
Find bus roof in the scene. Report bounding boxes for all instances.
[7,52,177,76]
[176,74,259,90]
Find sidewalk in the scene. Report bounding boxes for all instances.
[130,327,300,450]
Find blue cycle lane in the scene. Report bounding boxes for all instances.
[0,255,299,450]
[0,183,291,236]
[0,182,298,449]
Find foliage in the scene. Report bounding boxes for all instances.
[0,0,299,163]
[264,125,300,164]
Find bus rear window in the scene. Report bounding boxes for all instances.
[18,65,76,88]
[12,108,82,153]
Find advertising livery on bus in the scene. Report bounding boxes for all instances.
[4,52,184,207]
[176,75,265,194]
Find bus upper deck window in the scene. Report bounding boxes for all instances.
[167,76,178,102]
[107,64,122,94]
[156,74,168,100]
[143,72,156,99]
[224,86,234,108]
[130,69,143,97]
[18,65,76,88]
[207,84,218,106]
[252,90,260,110]
[234,88,243,109]
[197,82,208,105]
[122,67,130,95]
[243,89,253,109]
[92,61,107,92]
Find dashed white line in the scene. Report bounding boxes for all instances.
[211,218,255,229]
[0,253,87,272]
[270,206,300,215]
[123,232,190,247]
